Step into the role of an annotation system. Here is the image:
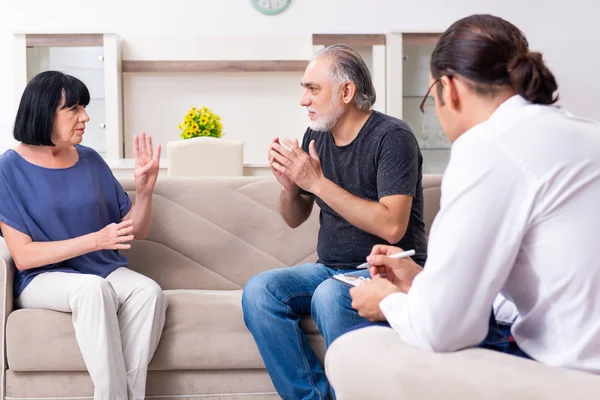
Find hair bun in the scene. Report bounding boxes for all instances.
[508,51,558,105]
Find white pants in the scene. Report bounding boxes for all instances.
[17,267,168,400]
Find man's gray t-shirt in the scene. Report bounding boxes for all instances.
[300,110,427,268]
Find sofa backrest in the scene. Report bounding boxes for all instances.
[120,175,442,290]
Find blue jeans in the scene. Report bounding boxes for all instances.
[242,263,370,400]
[479,312,531,359]
[346,314,531,359]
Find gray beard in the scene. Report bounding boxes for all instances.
[307,85,345,132]
[309,118,333,132]
[308,103,344,132]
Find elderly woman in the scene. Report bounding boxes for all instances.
[0,70,167,400]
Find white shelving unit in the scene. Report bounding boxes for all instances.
[13,32,446,175]
[387,32,450,174]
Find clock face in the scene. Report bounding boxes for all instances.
[251,0,291,15]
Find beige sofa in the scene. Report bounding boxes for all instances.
[0,175,433,399]
[0,175,439,399]
[2,174,593,399]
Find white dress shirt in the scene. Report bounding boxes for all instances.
[380,95,600,374]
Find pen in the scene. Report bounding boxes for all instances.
[356,249,416,269]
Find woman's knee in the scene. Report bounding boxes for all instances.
[138,279,168,311]
[151,282,168,312]
[73,275,118,308]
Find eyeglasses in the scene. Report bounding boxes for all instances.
[420,78,441,113]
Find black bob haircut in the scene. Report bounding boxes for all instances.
[13,71,90,146]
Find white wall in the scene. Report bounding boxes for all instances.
[0,0,14,150]
[2,0,599,156]
[122,71,309,165]
[118,40,376,165]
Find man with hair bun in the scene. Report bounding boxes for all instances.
[328,14,600,396]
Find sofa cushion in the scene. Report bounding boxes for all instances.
[7,289,325,372]
[6,370,281,399]
[120,178,320,291]
[326,326,600,399]
[116,175,442,291]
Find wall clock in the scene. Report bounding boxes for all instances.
[251,0,291,15]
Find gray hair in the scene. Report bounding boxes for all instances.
[316,44,376,111]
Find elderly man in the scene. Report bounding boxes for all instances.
[241,44,427,399]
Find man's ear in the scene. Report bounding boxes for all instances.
[441,76,461,113]
[341,82,356,105]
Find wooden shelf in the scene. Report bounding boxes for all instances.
[26,34,104,47]
[312,34,386,47]
[122,60,310,73]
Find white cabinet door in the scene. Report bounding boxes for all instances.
[81,98,107,157]
[400,33,450,174]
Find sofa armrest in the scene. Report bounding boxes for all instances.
[0,240,14,320]
[325,326,600,400]
[0,239,14,399]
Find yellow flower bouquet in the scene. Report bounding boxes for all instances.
[178,106,223,140]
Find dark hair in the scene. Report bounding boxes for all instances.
[316,44,376,110]
[431,14,558,105]
[13,71,90,146]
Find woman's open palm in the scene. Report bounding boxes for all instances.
[133,132,161,194]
